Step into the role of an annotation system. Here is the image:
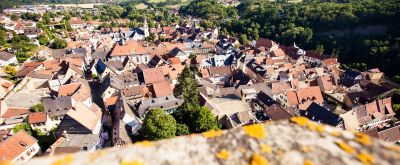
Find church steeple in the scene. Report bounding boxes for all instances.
[143,18,149,37]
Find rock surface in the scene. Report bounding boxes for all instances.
[16,117,400,165]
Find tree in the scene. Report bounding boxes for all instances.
[10,14,18,21]
[37,34,49,45]
[192,107,219,132]
[13,123,33,135]
[315,44,325,54]
[173,67,201,127]
[175,123,189,136]
[31,103,44,112]
[239,34,248,45]
[50,38,67,49]
[141,109,176,140]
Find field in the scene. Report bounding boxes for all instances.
[135,3,148,9]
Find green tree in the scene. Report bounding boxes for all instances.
[173,67,201,126]
[192,107,219,132]
[315,44,325,54]
[141,109,176,140]
[239,34,248,45]
[175,123,189,136]
[10,14,18,21]
[50,38,67,49]
[31,103,44,112]
[13,123,33,135]
[37,34,49,45]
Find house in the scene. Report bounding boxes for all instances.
[220,111,257,129]
[43,96,73,126]
[24,28,42,39]
[301,102,342,127]
[108,40,150,63]
[261,104,293,121]
[111,95,142,146]
[44,134,100,156]
[151,81,173,98]
[56,102,102,136]
[207,66,233,85]
[340,97,395,132]
[240,88,257,102]
[274,86,324,108]
[317,75,336,93]
[0,130,40,162]
[69,18,86,29]
[28,112,52,133]
[141,67,166,84]
[341,69,363,88]
[0,51,18,66]
[135,95,184,119]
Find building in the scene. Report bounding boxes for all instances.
[28,112,52,133]
[0,131,40,162]
[0,51,18,66]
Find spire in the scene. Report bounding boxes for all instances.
[143,18,149,37]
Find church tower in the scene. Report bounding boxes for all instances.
[143,18,149,37]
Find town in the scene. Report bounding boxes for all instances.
[0,1,400,163]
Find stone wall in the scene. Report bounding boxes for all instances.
[16,117,400,165]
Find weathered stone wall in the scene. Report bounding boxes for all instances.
[16,117,400,165]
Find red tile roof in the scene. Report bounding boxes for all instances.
[58,83,81,97]
[110,40,148,57]
[0,131,38,161]
[1,108,30,118]
[28,112,47,124]
[296,86,324,104]
[142,67,165,84]
[152,81,173,97]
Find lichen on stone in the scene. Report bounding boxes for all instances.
[216,149,230,160]
[250,153,269,165]
[300,145,311,153]
[120,160,145,165]
[52,155,74,165]
[303,159,314,165]
[202,130,223,138]
[356,152,374,165]
[290,117,310,127]
[261,144,272,154]
[243,124,266,139]
[354,133,372,146]
[135,140,153,147]
[335,141,355,154]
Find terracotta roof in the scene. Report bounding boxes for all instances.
[255,38,277,49]
[318,75,335,91]
[69,19,86,25]
[324,58,338,66]
[58,83,81,97]
[152,81,173,97]
[271,48,285,57]
[271,82,291,95]
[0,131,38,161]
[110,40,148,57]
[296,86,324,104]
[28,112,47,124]
[122,85,147,98]
[142,67,165,84]
[1,108,30,118]
[105,96,118,106]
[169,57,181,64]
[287,91,299,106]
[208,66,232,77]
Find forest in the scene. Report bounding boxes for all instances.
[180,0,400,81]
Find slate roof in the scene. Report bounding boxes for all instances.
[303,102,341,126]
[0,51,16,61]
[43,96,73,118]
